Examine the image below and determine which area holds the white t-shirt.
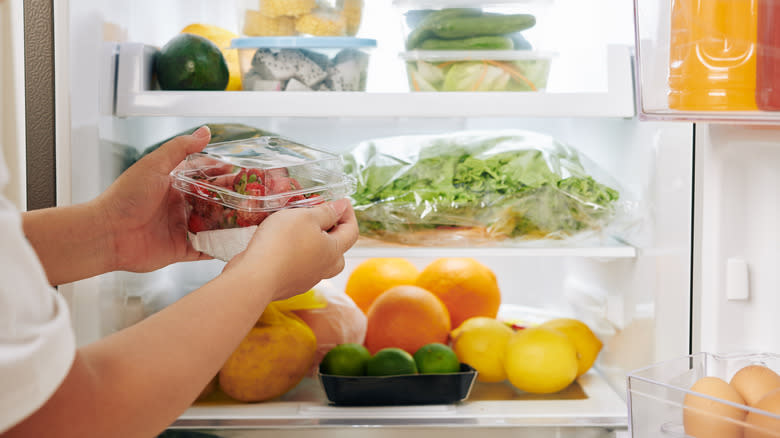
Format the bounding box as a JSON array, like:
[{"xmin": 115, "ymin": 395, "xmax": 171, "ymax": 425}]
[{"xmin": 0, "ymin": 157, "xmax": 76, "ymax": 432}]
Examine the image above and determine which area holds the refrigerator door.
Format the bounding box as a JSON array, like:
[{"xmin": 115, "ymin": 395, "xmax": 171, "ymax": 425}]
[
  {"xmin": 693, "ymin": 123, "xmax": 780, "ymax": 355},
  {"xmin": 25, "ymin": 0, "xmax": 694, "ymax": 436}
]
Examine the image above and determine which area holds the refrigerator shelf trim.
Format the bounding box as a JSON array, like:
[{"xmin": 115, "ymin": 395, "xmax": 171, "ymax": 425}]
[
  {"xmin": 172, "ymin": 370, "xmax": 627, "ymax": 429},
  {"xmin": 113, "ymin": 43, "xmax": 635, "ymax": 119},
  {"xmin": 346, "ymin": 244, "xmax": 638, "ymax": 259}
]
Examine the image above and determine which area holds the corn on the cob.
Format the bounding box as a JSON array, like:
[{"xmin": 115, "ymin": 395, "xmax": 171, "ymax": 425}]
[
  {"xmin": 259, "ymin": 0, "xmax": 317, "ymax": 18},
  {"xmin": 338, "ymin": 0, "xmax": 363, "ymax": 36},
  {"xmin": 295, "ymin": 11, "xmax": 347, "ymax": 36},
  {"xmin": 244, "ymin": 10, "xmax": 297, "ymax": 36}
]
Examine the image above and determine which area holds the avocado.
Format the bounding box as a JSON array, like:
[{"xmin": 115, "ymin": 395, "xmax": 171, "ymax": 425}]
[{"xmin": 155, "ymin": 33, "xmax": 230, "ymax": 91}]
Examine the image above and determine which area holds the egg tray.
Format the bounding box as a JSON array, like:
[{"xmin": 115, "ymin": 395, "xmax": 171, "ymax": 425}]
[
  {"xmin": 318, "ymin": 363, "xmax": 478, "ymax": 406},
  {"xmin": 627, "ymin": 352, "xmax": 780, "ymax": 438}
]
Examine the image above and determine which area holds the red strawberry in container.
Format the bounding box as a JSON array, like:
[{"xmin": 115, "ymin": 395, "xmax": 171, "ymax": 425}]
[
  {"xmin": 236, "ymin": 182, "xmax": 269, "ymax": 226},
  {"xmin": 233, "ymin": 168, "xmax": 264, "ymax": 194},
  {"xmin": 171, "ymin": 136, "xmax": 355, "ymax": 262}
]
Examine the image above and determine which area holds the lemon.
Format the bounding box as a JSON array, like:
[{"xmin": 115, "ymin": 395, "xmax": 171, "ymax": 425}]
[
  {"xmin": 504, "ymin": 327, "xmax": 579, "ymax": 394},
  {"xmin": 451, "ymin": 316, "xmax": 513, "ymax": 382},
  {"xmin": 320, "ymin": 343, "xmax": 372, "ymax": 376},
  {"xmin": 413, "ymin": 343, "xmax": 460, "ymax": 374},
  {"xmin": 539, "ymin": 318, "xmax": 603, "ymax": 377},
  {"xmin": 366, "ymin": 348, "xmax": 418, "ymax": 376}
]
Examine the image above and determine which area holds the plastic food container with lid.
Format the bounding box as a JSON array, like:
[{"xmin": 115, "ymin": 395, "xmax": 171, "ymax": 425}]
[
  {"xmin": 627, "ymin": 352, "xmax": 780, "ymax": 438},
  {"xmin": 393, "ymin": 0, "xmax": 553, "ymax": 51},
  {"xmin": 401, "ymin": 49, "xmax": 552, "ymax": 92},
  {"xmin": 171, "ymin": 136, "xmax": 356, "ymax": 261},
  {"xmin": 230, "ymin": 36, "xmax": 376, "ymax": 91},
  {"xmin": 240, "ymin": 0, "xmax": 365, "ymax": 37}
]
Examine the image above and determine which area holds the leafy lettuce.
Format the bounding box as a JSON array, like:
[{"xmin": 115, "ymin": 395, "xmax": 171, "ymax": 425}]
[{"xmin": 344, "ymin": 132, "xmax": 620, "ymax": 243}]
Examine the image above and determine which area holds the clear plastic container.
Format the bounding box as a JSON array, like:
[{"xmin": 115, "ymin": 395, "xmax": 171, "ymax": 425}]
[
  {"xmin": 400, "ymin": 50, "xmax": 552, "ymax": 92},
  {"xmin": 171, "ymin": 136, "xmax": 356, "ymax": 260},
  {"xmin": 239, "ymin": 0, "xmax": 365, "ymax": 37},
  {"xmin": 230, "ymin": 36, "xmax": 376, "ymax": 91},
  {"xmin": 627, "ymin": 352, "xmax": 780, "ymax": 438},
  {"xmin": 668, "ymin": 0, "xmax": 758, "ymax": 111},
  {"xmin": 393, "ymin": 0, "xmax": 552, "ymax": 52},
  {"xmin": 757, "ymin": 0, "xmax": 780, "ymax": 110}
]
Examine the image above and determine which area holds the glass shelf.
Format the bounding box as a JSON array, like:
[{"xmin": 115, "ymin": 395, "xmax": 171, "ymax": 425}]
[{"xmin": 111, "ymin": 43, "xmax": 635, "ymax": 119}]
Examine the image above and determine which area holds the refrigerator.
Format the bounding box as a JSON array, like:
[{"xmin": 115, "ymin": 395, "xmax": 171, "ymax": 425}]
[{"xmin": 17, "ymin": 0, "xmax": 777, "ymax": 436}]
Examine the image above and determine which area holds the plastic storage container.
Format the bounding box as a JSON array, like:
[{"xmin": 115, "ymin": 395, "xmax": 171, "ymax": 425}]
[
  {"xmin": 393, "ymin": 0, "xmax": 552, "ymax": 51},
  {"xmin": 171, "ymin": 136, "xmax": 355, "ymax": 261},
  {"xmin": 240, "ymin": 0, "xmax": 364, "ymax": 37},
  {"xmin": 757, "ymin": 0, "xmax": 780, "ymax": 110},
  {"xmin": 627, "ymin": 352, "xmax": 780, "ymax": 438},
  {"xmin": 230, "ymin": 36, "xmax": 376, "ymax": 91},
  {"xmin": 401, "ymin": 50, "xmax": 552, "ymax": 91},
  {"xmin": 668, "ymin": 0, "xmax": 758, "ymax": 111}
]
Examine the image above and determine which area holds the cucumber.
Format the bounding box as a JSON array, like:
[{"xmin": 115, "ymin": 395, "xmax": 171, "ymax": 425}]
[
  {"xmin": 419, "ymin": 35, "xmax": 515, "ymax": 50},
  {"xmin": 405, "ymin": 8, "xmax": 483, "ymax": 50},
  {"xmin": 429, "ymin": 14, "xmax": 536, "ymax": 39}
]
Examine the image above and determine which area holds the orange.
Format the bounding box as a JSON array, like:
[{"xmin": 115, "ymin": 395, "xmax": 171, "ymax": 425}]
[
  {"xmin": 415, "ymin": 258, "xmax": 501, "ymax": 329},
  {"xmin": 345, "ymin": 258, "xmax": 420, "ymax": 314},
  {"xmin": 364, "ymin": 285, "xmax": 451, "ymax": 355}
]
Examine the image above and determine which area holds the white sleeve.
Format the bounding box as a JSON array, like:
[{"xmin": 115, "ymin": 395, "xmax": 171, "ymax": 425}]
[{"xmin": 0, "ymin": 196, "xmax": 76, "ymax": 433}]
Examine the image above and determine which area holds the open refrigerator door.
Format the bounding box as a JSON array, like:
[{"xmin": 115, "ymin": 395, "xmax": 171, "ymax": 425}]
[
  {"xmin": 21, "ymin": 0, "xmax": 703, "ymax": 436},
  {"xmin": 629, "ymin": 0, "xmax": 780, "ymax": 437}
]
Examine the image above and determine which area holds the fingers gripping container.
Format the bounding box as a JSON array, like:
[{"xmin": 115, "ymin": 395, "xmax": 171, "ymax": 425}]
[{"xmin": 171, "ymin": 137, "xmax": 356, "ymax": 261}]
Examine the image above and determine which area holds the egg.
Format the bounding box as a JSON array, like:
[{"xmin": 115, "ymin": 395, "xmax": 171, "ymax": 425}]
[
  {"xmin": 684, "ymin": 376, "xmax": 748, "ymax": 438},
  {"xmin": 731, "ymin": 365, "xmax": 780, "ymax": 407},
  {"xmin": 745, "ymin": 388, "xmax": 780, "ymax": 438}
]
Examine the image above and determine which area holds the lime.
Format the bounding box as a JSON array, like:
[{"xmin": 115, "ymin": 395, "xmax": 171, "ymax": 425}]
[
  {"xmin": 365, "ymin": 348, "xmax": 418, "ymax": 376},
  {"xmin": 413, "ymin": 343, "xmax": 460, "ymax": 374},
  {"xmin": 320, "ymin": 343, "xmax": 372, "ymax": 376}
]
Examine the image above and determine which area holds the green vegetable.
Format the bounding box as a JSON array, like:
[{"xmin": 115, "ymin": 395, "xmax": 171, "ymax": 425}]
[
  {"xmin": 406, "ymin": 8, "xmax": 483, "ymax": 49},
  {"xmin": 344, "ymin": 133, "xmax": 621, "ymax": 242},
  {"xmin": 443, "ymin": 62, "xmax": 510, "ymax": 91},
  {"xmin": 155, "ymin": 33, "xmax": 229, "ymax": 91},
  {"xmin": 419, "ymin": 35, "xmax": 515, "ymax": 51},
  {"xmin": 428, "ymin": 13, "xmax": 536, "ymax": 39}
]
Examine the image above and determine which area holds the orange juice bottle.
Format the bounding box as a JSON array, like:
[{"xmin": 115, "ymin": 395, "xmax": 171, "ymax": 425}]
[{"xmin": 669, "ymin": 0, "xmax": 758, "ymax": 111}]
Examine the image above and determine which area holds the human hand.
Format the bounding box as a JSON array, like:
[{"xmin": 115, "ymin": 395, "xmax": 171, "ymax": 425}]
[
  {"xmin": 96, "ymin": 126, "xmax": 213, "ymax": 273},
  {"xmin": 224, "ymin": 199, "xmax": 359, "ymax": 302}
]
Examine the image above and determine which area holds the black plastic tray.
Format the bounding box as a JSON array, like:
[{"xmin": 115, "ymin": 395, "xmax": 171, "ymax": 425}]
[{"xmin": 318, "ymin": 363, "xmax": 478, "ymax": 406}]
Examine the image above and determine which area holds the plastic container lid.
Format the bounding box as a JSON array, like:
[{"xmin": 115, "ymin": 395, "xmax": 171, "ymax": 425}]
[
  {"xmin": 171, "ymin": 137, "xmax": 355, "ymax": 212},
  {"xmin": 393, "ymin": 0, "xmax": 550, "ymax": 8},
  {"xmin": 231, "ymin": 37, "xmax": 377, "ymax": 50},
  {"xmin": 400, "ymin": 49, "xmax": 555, "ymax": 61}
]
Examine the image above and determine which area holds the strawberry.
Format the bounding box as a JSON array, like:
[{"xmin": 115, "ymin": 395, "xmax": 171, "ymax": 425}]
[
  {"xmin": 233, "ymin": 169, "xmax": 264, "ymax": 194},
  {"xmin": 187, "ymin": 213, "xmax": 212, "ymax": 233},
  {"xmin": 244, "ymin": 182, "xmax": 266, "ymax": 196}
]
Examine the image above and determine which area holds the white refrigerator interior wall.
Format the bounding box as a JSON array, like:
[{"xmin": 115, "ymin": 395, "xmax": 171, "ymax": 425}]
[
  {"xmin": 0, "ymin": 0, "xmax": 26, "ymax": 210},
  {"xmin": 695, "ymin": 124, "xmax": 780, "ymax": 355}
]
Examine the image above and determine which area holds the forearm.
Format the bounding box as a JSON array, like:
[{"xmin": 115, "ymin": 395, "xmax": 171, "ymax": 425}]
[
  {"xmin": 3, "ymin": 267, "xmax": 274, "ymax": 438},
  {"xmin": 22, "ymin": 200, "xmax": 115, "ymax": 286}
]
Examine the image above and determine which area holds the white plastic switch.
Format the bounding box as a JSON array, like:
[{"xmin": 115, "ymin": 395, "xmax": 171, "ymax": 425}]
[{"xmin": 726, "ymin": 258, "xmax": 750, "ymax": 301}]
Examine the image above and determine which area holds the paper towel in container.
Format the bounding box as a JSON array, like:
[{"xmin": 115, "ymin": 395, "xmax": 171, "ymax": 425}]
[{"xmin": 171, "ymin": 136, "xmax": 356, "ymax": 261}]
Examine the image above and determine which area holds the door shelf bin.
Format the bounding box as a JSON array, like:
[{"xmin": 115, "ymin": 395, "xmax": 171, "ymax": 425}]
[{"xmin": 627, "ymin": 352, "xmax": 780, "ymax": 437}]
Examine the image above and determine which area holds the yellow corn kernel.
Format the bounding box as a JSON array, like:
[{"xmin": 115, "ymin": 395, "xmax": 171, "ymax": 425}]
[
  {"xmin": 259, "ymin": 0, "xmax": 317, "ymax": 18},
  {"xmin": 295, "ymin": 12, "xmax": 347, "ymax": 36},
  {"xmin": 339, "ymin": 0, "xmax": 363, "ymax": 36},
  {"xmin": 244, "ymin": 10, "xmax": 297, "ymax": 36}
]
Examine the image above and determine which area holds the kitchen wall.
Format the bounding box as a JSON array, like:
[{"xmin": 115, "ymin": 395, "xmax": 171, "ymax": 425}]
[{"xmin": 0, "ymin": 0, "xmax": 26, "ymax": 210}]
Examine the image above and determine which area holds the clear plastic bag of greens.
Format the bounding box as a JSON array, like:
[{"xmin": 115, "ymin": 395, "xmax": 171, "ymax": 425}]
[{"xmin": 343, "ymin": 130, "xmax": 635, "ymax": 246}]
